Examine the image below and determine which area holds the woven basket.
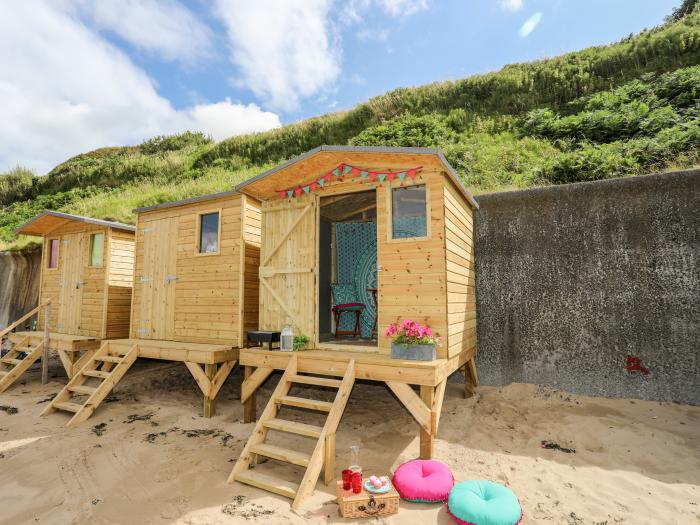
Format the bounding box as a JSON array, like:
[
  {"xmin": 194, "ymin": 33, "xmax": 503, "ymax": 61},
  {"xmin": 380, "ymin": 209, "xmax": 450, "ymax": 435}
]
[{"xmin": 336, "ymin": 480, "xmax": 400, "ymax": 518}]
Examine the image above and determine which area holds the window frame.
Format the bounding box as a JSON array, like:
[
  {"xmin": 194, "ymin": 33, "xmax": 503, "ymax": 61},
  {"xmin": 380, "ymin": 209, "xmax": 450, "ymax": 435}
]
[
  {"xmin": 46, "ymin": 237, "xmax": 60, "ymax": 270},
  {"xmin": 387, "ymin": 182, "xmax": 431, "ymax": 243},
  {"xmin": 195, "ymin": 209, "xmax": 222, "ymax": 256},
  {"xmin": 88, "ymin": 231, "xmax": 105, "ymax": 268}
]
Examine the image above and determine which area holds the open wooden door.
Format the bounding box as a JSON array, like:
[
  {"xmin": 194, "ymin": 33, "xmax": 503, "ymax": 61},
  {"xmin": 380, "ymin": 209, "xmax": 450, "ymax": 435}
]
[
  {"xmin": 135, "ymin": 216, "xmax": 178, "ymax": 340},
  {"xmin": 259, "ymin": 197, "xmax": 318, "ymax": 340},
  {"xmin": 57, "ymin": 232, "xmax": 85, "ymax": 334}
]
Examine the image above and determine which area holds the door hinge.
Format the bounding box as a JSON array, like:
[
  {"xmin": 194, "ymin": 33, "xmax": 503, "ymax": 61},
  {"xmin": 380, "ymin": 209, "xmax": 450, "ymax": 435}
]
[
  {"xmin": 140, "ymin": 276, "xmax": 153, "ymax": 283},
  {"xmin": 141, "ymin": 227, "xmax": 155, "ymax": 233},
  {"xmin": 136, "ymin": 327, "xmax": 151, "ymax": 334}
]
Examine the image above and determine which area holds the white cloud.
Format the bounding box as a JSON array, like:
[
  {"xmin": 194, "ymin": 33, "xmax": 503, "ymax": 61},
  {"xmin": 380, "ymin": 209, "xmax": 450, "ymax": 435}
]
[
  {"xmin": 187, "ymin": 99, "xmax": 281, "ymax": 140},
  {"xmin": 0, "ymin": 2, "xmax": 280, "ymax": 174},
  {"xmin": 519, "ymin": 12, "xmax": 542, "ymax": 37},
  {"xmin": 376, "ymin": 0, "xmax": 428, "ymax": 17},
  {"xmin": 79, "ymin": 0, "xmax": 213, "ymax": 63},
  {"xmin": 500, "ymin": 0, "xmax": 523, "ymax": 12},
  {"xmin": 343, "ymin": 0, "xmax": 428, "ymax": 22},
  {"xmin": 214, "ymin": 0, "xmax": 341, "ymax": 112}
]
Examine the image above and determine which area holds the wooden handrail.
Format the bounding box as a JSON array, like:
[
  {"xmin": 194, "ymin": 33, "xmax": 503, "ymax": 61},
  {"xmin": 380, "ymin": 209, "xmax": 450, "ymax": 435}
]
[{"xmin": 0, "ymin": 298, "xmax": 52, "ymax": 340}]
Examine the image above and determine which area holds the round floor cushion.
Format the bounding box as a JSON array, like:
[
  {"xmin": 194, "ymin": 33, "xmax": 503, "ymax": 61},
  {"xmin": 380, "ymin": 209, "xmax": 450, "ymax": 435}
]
[
  {"xmin": 447, "ymin": 480, "xmax": 522, "ymax": 525},
  {"xmin": 392, "ymin": 459, "xmax": 454, "ymax": 502}
]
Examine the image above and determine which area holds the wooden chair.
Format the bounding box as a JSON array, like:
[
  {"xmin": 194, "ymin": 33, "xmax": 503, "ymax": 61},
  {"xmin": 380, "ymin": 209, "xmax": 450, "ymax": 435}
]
[{"xmin": 331, "ymin": 283, "xmax": 365, "ymax": 338}]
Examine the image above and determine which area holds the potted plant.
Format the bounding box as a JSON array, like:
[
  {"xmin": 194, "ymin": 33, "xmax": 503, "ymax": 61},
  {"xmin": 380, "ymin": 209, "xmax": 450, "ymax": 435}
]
[
  {"xmin": 293, "ymin": 335, "xmax": 310, "ymax": 351},
  {"xmin": 386, "ymin": 320, "xmax": 440, "ymax": 361}
]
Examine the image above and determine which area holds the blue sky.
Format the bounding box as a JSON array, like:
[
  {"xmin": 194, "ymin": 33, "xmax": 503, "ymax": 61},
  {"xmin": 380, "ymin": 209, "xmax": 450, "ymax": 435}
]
[{"xmin": 0, "ymin": 0, "xmax": 681, "ymax": 173}]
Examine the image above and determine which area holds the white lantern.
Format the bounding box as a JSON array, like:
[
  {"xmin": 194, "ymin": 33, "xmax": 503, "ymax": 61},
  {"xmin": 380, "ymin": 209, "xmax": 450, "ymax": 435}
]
[{"xmin": 280, "ymin": 325, "xmax": 293, "ymax": 352}]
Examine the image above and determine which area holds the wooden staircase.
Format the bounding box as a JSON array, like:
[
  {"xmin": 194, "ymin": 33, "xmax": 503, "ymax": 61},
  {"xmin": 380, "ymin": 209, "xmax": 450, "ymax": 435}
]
[
  {"xmin": 41, "ymin": 342, "xmax": 138, "ymax": 427},
  {"xmin": 229, "ymin": 355, "xmax": 355, "ymax": 509},
  {"xmin": 0, "ymin": 336, "xmax": 46, "ymax": 393}
]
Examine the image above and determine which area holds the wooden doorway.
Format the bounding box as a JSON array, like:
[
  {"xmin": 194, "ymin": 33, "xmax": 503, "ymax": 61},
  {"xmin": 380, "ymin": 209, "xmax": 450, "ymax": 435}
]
[
  {"xmin": 136, "ymin": 216, "xmax": 178, "ymax": 340},
  {"xmin": 57, "ymin": 232, "xmax": 85, "ymax": 334},
  {"xmin": 259, "ymin": 197, "xmax": 318, "ymax": 340}
]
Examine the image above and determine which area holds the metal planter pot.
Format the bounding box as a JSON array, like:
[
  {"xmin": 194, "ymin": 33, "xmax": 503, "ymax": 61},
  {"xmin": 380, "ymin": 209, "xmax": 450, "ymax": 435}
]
[{"xmin": 390, "ymin": 342, "xmax": 436, "ymax": 361}]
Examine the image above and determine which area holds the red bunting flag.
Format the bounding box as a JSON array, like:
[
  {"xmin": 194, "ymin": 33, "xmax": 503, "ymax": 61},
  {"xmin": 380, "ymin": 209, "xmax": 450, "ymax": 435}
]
[
  {"xmin": 294, "ymin": 187, "xmax": 302, "ymax": 197},
  {"xmin": 387, "ymin": 172, "xmax": 396, "ymax": 181}
]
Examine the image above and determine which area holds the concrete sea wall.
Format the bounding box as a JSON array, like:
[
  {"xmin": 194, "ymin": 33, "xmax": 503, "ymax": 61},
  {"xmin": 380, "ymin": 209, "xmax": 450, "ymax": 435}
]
[{"xmin": 474, "ymin": 169, "xmax": 699, "ymax": 404}]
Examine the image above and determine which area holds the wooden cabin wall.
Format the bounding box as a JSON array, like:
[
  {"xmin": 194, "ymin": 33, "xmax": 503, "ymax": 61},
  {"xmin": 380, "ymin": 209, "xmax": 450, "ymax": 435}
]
[
  {"xmin": 105, "ymin": 229, "xmax": 135, "ymax": 339},
  {"xmin": 132, "ymin": 195, "xmax": 246, "ymax": 345},
  {"xmin": 37, "ymin": 223, "xmax": 108, "ymax": 338},
  {"xmin": 241, "ymin": 196, "xmax": 261, "ymax": 346},
  {"xmin": 375, "ymin": 172, "xmax": 448, "ymax": 356},
  {"xmin": 443, "ymin": 177, "xmax": 477, "ymax": 359}
]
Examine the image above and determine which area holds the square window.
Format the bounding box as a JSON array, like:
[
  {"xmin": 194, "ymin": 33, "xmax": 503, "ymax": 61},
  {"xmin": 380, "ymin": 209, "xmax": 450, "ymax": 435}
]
[
  {"xmin": 89, "ymin": 232, "xmax": 104, "ymax": 267},
  {"xmin": 391, "ymin": 185, "xmax": 427, "ymax": 239},
  {"xmin": 198, "ymin": 212, "xmax": 220, "ymax": 254},
  {"xmin": 48, "ymin": 239, "xmax": 59, "ymax": 269}
]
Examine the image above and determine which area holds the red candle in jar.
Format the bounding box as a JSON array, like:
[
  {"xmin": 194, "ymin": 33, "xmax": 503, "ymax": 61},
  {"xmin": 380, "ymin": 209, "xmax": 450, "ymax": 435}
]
[
  {"xmin": 351, "ymin": 472, "xmax": 362, "ymax": 494},
  {"xmin": 342, "ymin": 469, "xmax": 353, "ymax": 490}
]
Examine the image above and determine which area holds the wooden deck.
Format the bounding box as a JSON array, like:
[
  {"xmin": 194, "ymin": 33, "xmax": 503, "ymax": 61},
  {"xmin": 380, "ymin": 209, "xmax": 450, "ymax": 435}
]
[
  {"xmin": 240, "ymin": 346, "xmax": 473, "ymax": 387},
  {"xmin": 10, "ymin": 331, "xmax": 101, "ymax": 353},
  {"xmin": 109, "ymin": 338, "xmax": 238, "ymax": 364}
]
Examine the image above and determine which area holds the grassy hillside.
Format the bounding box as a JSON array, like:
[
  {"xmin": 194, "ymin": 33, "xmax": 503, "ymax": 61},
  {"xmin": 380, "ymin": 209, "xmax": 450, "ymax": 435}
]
[{"xmin": 2, "ymin": 4, "xmax": 700, "ymax": 249}]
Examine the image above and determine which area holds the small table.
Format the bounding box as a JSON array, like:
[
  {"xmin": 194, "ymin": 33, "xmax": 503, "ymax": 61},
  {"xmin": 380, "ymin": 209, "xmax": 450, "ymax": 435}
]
[
  {"xmin": 246, "ymin": 330, "xmax": 281, "ymax": 350},
  {"xmin": 367, "ymin": 288, "xmax": 378, "ymax": 339}
]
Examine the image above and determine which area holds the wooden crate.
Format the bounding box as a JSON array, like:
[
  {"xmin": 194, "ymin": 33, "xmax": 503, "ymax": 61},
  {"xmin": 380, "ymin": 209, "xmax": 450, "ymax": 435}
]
[{"xmin": 336, "ymin": 480, "xmax": 399, "ymax": 518}]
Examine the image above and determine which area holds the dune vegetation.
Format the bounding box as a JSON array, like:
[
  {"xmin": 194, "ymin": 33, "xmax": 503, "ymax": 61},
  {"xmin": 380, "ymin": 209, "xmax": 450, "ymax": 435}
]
[{"xmin": 1, "ymin": 2, "xmax": 699, "ymax": 249}]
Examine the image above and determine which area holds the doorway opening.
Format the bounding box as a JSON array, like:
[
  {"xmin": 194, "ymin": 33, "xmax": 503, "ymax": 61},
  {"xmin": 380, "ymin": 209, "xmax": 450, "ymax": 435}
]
[{"xmin": 318, "ymin": 190, "xmax": 378, "ymax": 350}]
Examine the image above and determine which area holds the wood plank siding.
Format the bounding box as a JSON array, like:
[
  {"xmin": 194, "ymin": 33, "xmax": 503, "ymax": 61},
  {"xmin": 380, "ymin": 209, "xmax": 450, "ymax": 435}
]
[
  {"xmin": 131, "ymin": 194, "xmax": 261, "ymax": 346},
  {"xmin": 37, "ymin": 222, "xmax": 135, "ymax": 339},
  {"xmin": 443, "ymin": 177, "xmax": 477, "ymax": 359}
]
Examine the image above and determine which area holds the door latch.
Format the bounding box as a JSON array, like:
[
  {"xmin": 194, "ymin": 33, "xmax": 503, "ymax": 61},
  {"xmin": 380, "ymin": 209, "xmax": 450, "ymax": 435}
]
[{"xmin": 165, "ymin": 275, "xmax": 178, "ymax": 283}]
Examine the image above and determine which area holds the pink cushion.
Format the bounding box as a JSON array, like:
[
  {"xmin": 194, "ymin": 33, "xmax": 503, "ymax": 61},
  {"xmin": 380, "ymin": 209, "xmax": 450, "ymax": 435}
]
[{"xmin": 392, "ymin": 459, "xmax": 454, "ymax": 502}]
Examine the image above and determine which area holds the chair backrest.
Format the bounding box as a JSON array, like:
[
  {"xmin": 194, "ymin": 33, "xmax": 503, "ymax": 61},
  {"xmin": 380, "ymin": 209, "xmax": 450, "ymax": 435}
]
[{"xmin": 331, "ymin": 283, "xmax": 358, "ymax": 306}]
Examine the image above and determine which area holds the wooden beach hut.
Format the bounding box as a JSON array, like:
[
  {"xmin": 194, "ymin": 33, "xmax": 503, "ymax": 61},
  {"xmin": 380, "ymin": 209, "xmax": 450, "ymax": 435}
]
[
  {"xmin": 229, "ymin": 146, "xmax": 479, "ymax": 508},
  {"xmin": 1, "ymin": 211, "xmax": 135, "ymax": 392},
  {"xmin": 42, "ymin": 191, "xmax": 261, "ymax": 426}
]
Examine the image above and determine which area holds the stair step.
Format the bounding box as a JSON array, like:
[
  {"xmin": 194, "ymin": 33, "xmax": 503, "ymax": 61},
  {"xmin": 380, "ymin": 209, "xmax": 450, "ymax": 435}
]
[
  {"xmin": 96, "ymin": 356, "xmax": 123, "ymax": 364},
  {"xmin": 68, "ymin": 385, "xmax": 97, "ymax": 395},
  {"xmin": 290, "ymin": 374, "xmax": 342, "ymax": 388},
  {"xmin": 263, "ymin": 418, "xmax": 323, "ymax": 438},
  {"xmin": 250, "ymin": 443, "xmax": 311, "ymax": 467},
  {"xmin": 53, "ymin": 401, "xmax": 83, "ymax": 413},
  {"xmin": 276, "ymin": 395, "xmax": 333, "ymax": 412},
  {"xmin": 1, "ymin": 358, "xmax": 23, "ymax": 366},
  {"xmin": 12, "ymin": 347, "xmax": 33, "ymax": 352},
  {"xmin": 235, "ymin": 471, "xmax": 299, "ymax": 499},
  {"xmin": 83, "ymin": 370, "xmax": 110, "ymax": 379}
]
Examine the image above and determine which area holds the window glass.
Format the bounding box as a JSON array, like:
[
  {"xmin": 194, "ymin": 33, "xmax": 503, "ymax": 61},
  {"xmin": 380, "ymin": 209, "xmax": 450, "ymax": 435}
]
[
  {"xmin": 199, "ymin": 212, "xmax": 219, "ymax": 253},
  {"xmin": 90, "ymin": 232, "xmax": 104, "ymax": 266},
  {"xmin": 48, "ymin": 239, "xmax": 59, "ymax": 268},
  {"xmin": 391, "ymin": 185, "xmax": 427, "ymax": 239}
]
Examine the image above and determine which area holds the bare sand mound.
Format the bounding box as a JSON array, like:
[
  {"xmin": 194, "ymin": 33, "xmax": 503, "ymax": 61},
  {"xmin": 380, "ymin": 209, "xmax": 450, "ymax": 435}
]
[{"xmin": 0, "ymin": 356, "xmax": 698, "ymax": 524}]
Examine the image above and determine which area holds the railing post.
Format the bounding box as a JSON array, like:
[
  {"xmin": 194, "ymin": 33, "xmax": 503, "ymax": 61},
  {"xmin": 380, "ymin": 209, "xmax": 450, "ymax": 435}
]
[{"xmin": 42, "ymin": 301, "xmax": 50, "ymax": 384}]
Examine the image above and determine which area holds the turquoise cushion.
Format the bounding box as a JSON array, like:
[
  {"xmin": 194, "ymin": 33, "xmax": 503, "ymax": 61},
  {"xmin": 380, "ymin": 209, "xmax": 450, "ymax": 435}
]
[
  {"xmin": 447, "ymin": 481, "xmax": 522, "ymax": 525},
  {"xmin": 331, "ymin": 283, "xmax": 358, "ymax": 305}
]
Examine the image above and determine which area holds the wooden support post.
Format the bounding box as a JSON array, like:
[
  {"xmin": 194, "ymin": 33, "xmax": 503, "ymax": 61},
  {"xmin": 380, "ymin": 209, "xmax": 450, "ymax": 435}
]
[
  {"xmin": 243, "ymin": 366, "xmax": 257, "ymax": 423},
  {"xmin": 463, "ymin": 358, "xmax": 478, "ymax": 398},
  {"xmin": 203, "ymin": 363, "xmax": 217, "ymax": 417},
  {"xmin": 41, "ymin": 302, "xmax": 50, "ymax": 384},
  {"xmin": 419, "ymin": 385, "xmax": 435, "ymax": 459},
  {"xmin": 324, "ymin": 433, "xmax": 336, "ymax": 486}
]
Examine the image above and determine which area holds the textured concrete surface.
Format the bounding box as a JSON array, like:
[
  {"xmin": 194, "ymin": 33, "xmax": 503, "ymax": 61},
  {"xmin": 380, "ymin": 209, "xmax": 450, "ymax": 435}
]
[
  {"xmin": 0, "ymin": 248, "xmax": 41, "ymax": 329},
  {"xmin": 474, "ymin": 169, "xmax": 700, "ymax": 404}
]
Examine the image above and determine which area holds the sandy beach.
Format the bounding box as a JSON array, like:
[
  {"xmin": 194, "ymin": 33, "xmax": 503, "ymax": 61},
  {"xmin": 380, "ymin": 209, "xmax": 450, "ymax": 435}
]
[{"xmin": 0, "ymin": 356, "xmax": 698, "ymax": 525}]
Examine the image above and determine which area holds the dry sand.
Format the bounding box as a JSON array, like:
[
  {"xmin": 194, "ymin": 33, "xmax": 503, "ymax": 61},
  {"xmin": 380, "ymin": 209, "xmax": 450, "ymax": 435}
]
[{"xmin": 0, "ymin": 356, "xmax": 698, "ymax": 525}]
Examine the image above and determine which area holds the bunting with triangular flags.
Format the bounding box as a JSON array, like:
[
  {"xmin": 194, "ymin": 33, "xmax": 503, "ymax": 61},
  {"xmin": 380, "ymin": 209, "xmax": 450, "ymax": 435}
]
[{"xmin": 275, "ymin": 163, "xmax": 423, "ymax": 199}]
